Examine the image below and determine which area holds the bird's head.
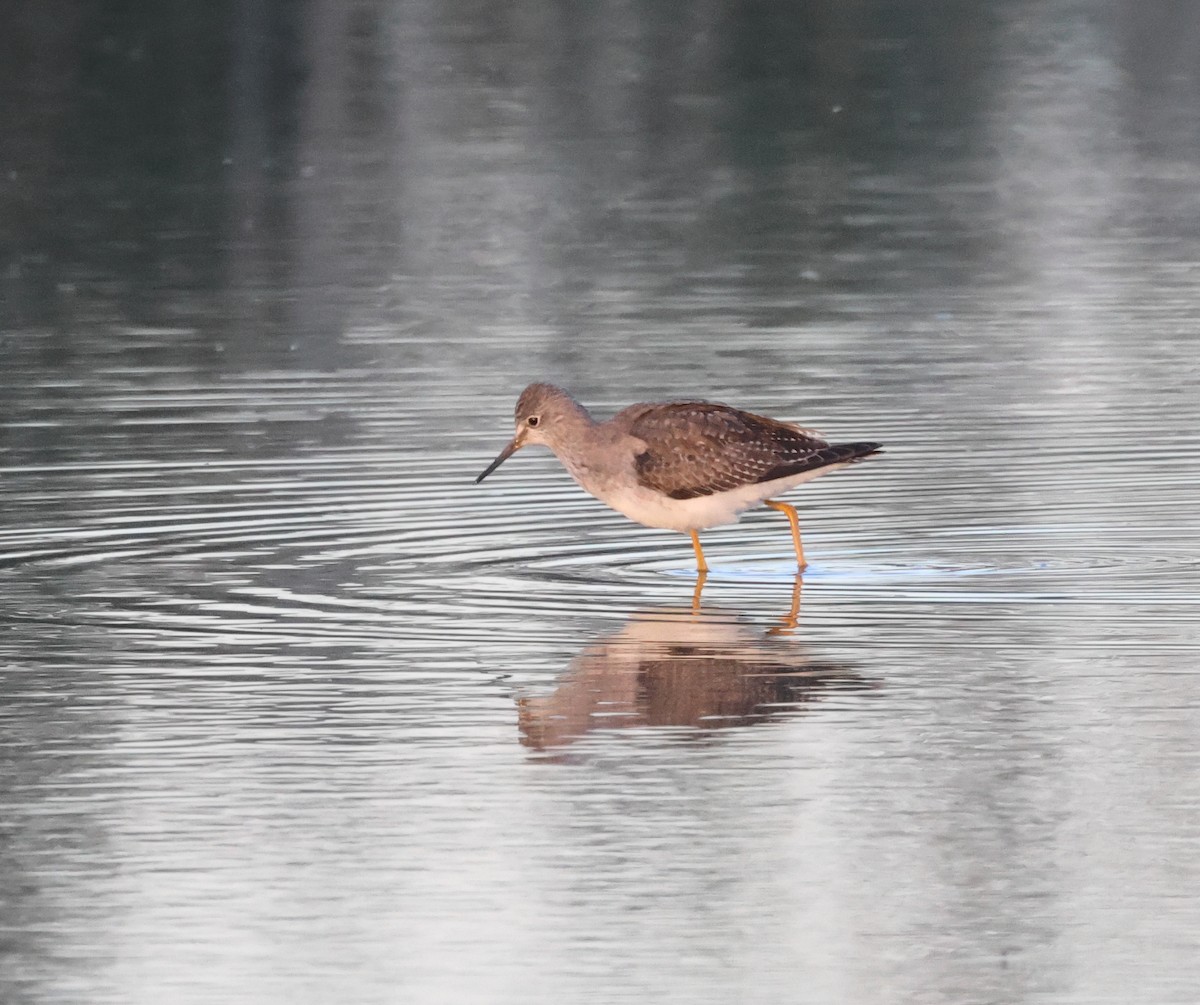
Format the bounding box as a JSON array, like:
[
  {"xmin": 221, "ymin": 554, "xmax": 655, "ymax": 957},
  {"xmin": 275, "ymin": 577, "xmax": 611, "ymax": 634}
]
[{"xmin": 475, "ymin": 383, "xmax": 589, "ymax": 482}]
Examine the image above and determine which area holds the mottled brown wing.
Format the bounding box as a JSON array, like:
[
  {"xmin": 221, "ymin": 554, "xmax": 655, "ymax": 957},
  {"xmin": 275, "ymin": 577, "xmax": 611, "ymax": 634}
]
[{"xmin": 625, "ymin": 402, "xmax": 839, "ymax": 500}]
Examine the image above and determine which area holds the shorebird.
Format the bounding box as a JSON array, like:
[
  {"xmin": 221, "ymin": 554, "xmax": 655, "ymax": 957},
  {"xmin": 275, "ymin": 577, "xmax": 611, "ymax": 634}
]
[{"xmin": 475, "ymin": 383, "xmax": 881, "ymax": 572}]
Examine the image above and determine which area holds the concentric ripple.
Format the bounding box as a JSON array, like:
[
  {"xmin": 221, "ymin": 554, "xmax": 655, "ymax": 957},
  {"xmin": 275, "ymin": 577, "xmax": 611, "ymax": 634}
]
[{"xmin": 3, "ymin": 406, "xmax": 1199, "ymax": 670}]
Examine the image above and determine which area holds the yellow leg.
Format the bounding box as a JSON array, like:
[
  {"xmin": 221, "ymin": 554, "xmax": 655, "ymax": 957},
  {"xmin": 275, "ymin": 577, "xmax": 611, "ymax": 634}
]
[
  {"xmin": 691, "ymin": 569, "xmax": 708, "ymax": 612},
  {"xmin": 689, "ymin": 530, "xmax": 709, "ymax": 574},
  {"xmin": 768, "ymin": 575, "xmax": 803, "ymax": 635},
  {"xmin": 765, "ymin": 499, "xmax": 806, "ymax": 571}
]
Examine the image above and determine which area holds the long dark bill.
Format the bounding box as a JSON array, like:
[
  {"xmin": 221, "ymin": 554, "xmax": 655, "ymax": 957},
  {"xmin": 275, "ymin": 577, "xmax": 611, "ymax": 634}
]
[{"xmin": 475, "ymin": 437, "xmax": 519, "ymax": 483}]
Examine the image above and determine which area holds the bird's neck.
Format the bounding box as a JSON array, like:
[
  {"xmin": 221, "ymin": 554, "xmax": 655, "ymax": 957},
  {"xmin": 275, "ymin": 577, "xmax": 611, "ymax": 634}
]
[{"xmin": 548, "ymin": 409, "xmax": 607, "ymax": 487}]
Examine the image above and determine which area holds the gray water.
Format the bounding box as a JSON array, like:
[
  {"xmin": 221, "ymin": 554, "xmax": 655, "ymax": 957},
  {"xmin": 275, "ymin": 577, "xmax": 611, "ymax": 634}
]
[{"xmin": 3, "ymin": 3, "xmax": 1200, "ymax": 1003}]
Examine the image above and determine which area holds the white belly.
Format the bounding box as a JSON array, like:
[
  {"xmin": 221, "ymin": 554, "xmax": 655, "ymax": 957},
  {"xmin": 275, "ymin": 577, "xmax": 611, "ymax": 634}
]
[{"xmin": 589, "ymin": 464, "xmax": 852, "ymax": 532}]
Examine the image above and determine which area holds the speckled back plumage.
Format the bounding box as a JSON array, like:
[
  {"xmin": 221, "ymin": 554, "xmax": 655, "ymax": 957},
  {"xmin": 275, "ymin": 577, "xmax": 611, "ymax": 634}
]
[{"xmin": 618, "ymin": 401, "xmax": 880, "ymax": 500}]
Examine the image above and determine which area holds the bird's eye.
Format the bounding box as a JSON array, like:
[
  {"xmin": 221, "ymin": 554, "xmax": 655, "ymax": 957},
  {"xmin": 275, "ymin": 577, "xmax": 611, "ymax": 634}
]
[{"xmin": 527, "ymin": 416, "xmax": 540, "ymax": 427}]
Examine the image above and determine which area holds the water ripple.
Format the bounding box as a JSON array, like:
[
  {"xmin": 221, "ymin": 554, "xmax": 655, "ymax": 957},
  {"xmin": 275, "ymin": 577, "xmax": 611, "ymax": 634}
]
[{"xmin": 2, "ymin": 419, "xmax": 1198, "ymax": 663}]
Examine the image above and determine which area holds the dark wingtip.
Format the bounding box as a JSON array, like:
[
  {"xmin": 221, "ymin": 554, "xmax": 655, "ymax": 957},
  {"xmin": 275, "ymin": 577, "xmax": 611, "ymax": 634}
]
[
  {"xmin": 748, "ymin": 441, "xmax": 884, "ymax": 488},
  {"xmin": 845, "ymin": 442, "xmax": 884, "ymax": 464}
]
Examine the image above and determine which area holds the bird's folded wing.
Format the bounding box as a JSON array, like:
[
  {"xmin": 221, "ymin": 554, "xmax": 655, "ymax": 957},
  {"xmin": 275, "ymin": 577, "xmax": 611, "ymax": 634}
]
[{"xmin": 624, "ymin": 402, "xmax": 831, "ymax": 500}]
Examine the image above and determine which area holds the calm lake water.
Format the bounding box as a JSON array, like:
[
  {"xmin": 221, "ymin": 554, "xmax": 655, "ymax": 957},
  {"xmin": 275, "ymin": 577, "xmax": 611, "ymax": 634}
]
[{"xmin": 3, "ymin": 2, "xmax": 1200, "ymax": 1003}]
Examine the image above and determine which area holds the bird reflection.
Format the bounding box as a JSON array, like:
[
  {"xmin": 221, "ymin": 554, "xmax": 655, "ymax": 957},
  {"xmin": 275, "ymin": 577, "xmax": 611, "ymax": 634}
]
[{"xmin": 519, "ymin": 578, "xmax": 873, "ymax": 752}]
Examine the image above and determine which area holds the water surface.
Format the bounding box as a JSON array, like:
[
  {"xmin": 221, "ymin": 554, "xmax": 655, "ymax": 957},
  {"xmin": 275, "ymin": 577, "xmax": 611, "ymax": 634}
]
[{"xmin": 3, "ymin": 2, "xmax": 1200, "ymax": 1003}]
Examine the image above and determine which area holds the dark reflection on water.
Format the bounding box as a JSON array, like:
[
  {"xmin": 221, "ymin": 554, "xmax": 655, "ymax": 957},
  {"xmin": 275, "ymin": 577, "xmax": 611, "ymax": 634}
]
[
  {"xmin": 519, "ymin": 595, "xmax": 875, "ymax": 754},
  {"xmin": 3, "ymin": 0, "xmax": 1200, "ymax": 1003}
]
